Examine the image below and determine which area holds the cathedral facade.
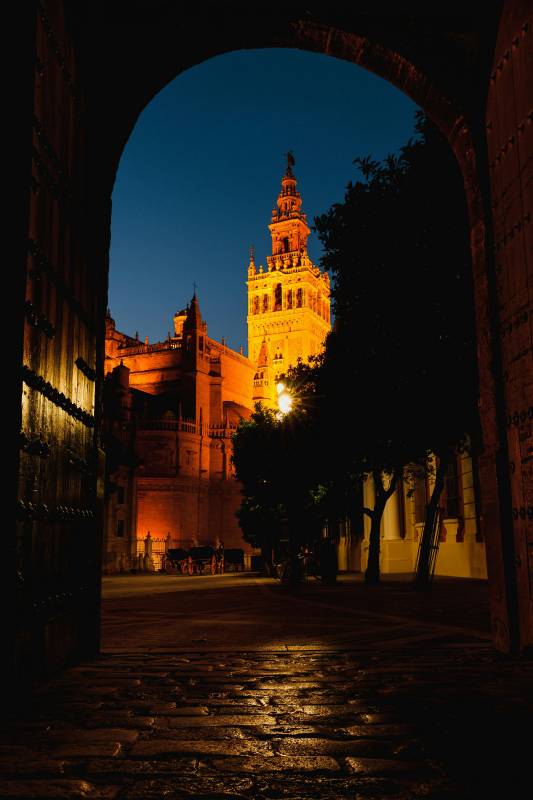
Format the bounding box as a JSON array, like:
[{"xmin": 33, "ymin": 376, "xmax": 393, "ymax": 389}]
[
  {"xmin": 103, "ymin": 296, "xmax": 255, "ymax": 572},
  {"xmin": 102, "ymin": 156, "xmax": 333, "ymax": 572}
]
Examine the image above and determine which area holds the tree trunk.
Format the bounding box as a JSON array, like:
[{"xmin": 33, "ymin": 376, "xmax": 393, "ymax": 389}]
[
  {"xmin": 415, "ymin": 451, "xmax": 450, "ymax": 586},
  {"xmin": 261, "ymin": 543, "xmax": 274, "ymax": 576},
  {"xmin": 364, "ymin": 469, "xmax": 399, "ymax": 585},
  {"xmin": 365, "ymin": 497, "xmax": 386, "ymax": 584}
]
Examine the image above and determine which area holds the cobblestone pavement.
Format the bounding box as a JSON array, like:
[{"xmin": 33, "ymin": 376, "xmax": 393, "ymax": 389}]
[{"xmin": 2, "ymin": 576, "xmax": 532, "ymax": 799}]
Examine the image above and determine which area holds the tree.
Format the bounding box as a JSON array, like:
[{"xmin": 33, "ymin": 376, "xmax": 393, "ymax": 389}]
[
  {"xmin": 232, "ymin": 358, "xmax": 344, "ymax": 582},
  {"xmin": 283, "ymin": 355, "xmax": 363, "ymax": 544},
  {"xmin": 314, "ymin": 112, "xmax": 478, "ymax": 584},
  {"xmin": 231, "ymin": 405, "xmax": 283, "ymax": 574}
]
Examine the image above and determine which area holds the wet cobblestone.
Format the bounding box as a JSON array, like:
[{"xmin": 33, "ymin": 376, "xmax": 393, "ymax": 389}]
[
  {"xmin": 2, "ymin": 644, "xmax": 532, "ymax": 799},
  {"xmin": 2, "ymin": 576, "xmax": 532, "ymax": 798}
]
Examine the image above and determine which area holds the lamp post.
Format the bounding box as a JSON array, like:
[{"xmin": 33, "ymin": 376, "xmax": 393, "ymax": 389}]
[{"xmin": 276, "ymin": 381, "xmax": 293, "ymax": 417}]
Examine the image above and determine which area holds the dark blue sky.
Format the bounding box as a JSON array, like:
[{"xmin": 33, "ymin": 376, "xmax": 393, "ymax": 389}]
[{"xmin": 109, "ymin": 48, "xmax": 419, "ymax": 352}]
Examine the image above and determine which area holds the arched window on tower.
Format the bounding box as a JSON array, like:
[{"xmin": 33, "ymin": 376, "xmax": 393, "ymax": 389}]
[
  {"xmin": 274, "ymin": 283, "xmax": 282, "ymax": 311},
  {"xmin": 263, "ymin": 294, "xmax": 269, "ymax": 313},
  {"xmin": 287, "ymin": 289, "xmax": 293, "ymax": 309},
  {"xmin": 282, "ymin": 237, "xmax": 290, "ymax": 253},
  {"xmin": 296, "ymin": 288, "xmax": 303, "ymax": 308},
  {"xmin": 253, "ymin": 296, "xmax": 259, "ymax": 315}
]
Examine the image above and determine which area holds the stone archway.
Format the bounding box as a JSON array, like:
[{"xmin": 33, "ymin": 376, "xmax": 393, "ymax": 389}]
[{"xmin": 12, "ymin": 1, "xmax": 531, "ymax": 680}]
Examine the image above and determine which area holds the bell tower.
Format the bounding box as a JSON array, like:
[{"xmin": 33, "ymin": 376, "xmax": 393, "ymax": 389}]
[
  {"xmin": 269, "ymin": 154, "xmax": 310, "ymax": 259},
  {"xmin": 247, "ymin": 154, "xmax": 331, "ymax": 408}
]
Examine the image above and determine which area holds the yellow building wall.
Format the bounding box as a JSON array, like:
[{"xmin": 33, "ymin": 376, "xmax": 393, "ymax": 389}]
[
  {"xmin": 247, "ymin": 163, "xmax": 331, "ymax": 408},
  {"xmin": 356, "ymin": 454, "xmax": 487, "ymax": 579}
]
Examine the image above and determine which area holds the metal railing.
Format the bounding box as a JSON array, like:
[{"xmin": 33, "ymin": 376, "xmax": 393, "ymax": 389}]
[{"xmin": 137, "ymin": 418, "xmax": 239, "ymax": 437}]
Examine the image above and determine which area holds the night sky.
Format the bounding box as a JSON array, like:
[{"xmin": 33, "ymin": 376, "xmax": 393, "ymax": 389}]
[{"xmin": 109, "ymin": 48, "xmax": 419, "ymax": 353}]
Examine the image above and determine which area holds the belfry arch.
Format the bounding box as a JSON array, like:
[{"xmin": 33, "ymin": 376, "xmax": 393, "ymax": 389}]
[{"xmin": 13, "ymin": 1, "xmax": 531, "ymax": 680}]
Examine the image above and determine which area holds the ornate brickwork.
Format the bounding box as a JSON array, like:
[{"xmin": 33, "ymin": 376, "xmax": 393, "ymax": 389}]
[{"xmin": 247, "ymin": 156, "xmax": 331, "ymax": 407}]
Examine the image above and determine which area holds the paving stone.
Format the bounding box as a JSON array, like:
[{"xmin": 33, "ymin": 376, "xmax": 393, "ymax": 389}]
[
  {"xmin": 119, "ymin": 776, "xmax": 254, "ymax": 799},
  {"xmin": 253, "ymin": 724, "xmax": 328, "ymax": 736},
  {"xmin": 276, "ymin": 737, "xmax": 394, "ymax": 757},
  {"xmin": 360, "ymin": 713, "xmax": 404, "ymax": 724},
  {"xmin": 0, "ymin": 757, "xmax": 66, "ymax": 776},
  {"xmin": 157, "ymin": 714, "xmax": 277, "ymax": 727},
  {"xmin": 5, "ymin": 578, "xmax": 533, "ymax": 800},
  {"xmin": 72, "ymin": 687, "xmax": 120, "ymax": 696},
  {"xmin": 130, "ymin": 738, "xmax": 272, "ymax": 757},
  {"xmin": 253, "ymin": 774, "xmax": 411, "ymax": 798},
  {"xmin": 143, "ymin": 702, "xmax": 176, "ymax": 713},
  {"xmin": 277, "ymin": 693, "xmax": 350, "ymax": 705},
  {"xmin": 253, "ymin": 682, "xmax": 324, "ymax": 691},
  {"xmin": 345, "ymin": 756, "xmax": 428, "ymax": 775},
  {"xmin": 57, "ymin": 678, "xmax": 142, "ymax": 688},
  {"xmin": 45, "ymin": 728, "xmax": 140, "ymax": 744},
  {"xmin": 206, "ymin": 706, "xmax": 274, "ymax": 716},
  {"xmin": 81, "ymin": 715, "xmax": 155, "ymax": 729},
  {"xmin": 157, "ymin": 706, "xmax": 210, "ymax": 716},
  {"xmin": 0, "ymin": 746, "xmax": 38, "ymax": 758},
  {"xmin": 151, "ymin": 722, "xmax": 249, "ymax": 739},
  {"xmin": 47, "ymin": 702, "xmax": 104, "ymax": 713},
  {"xmin": 183, "ymin": 697, "xmax": 262, "ymax": 707},
  {"xmin": 0, "ymin": 779, "xmax": 120, "ymax": 799},
  {"xmin": 342, "ymin": 724, "xmax": 416, "ymax": 738},
  {"xmin": 300, "ymin": 704, "xmax": 364, "ymax": 716},
  {"xmin": 51, "ymin": 742, "xmax": 122, "ymax": 758},
  {"xmin": 210, "ymin": 755, "xmax": 341, "ymax": 772},
  {"xmin": 84, "ymin": 758, "xmax": 197, "ymax": 775},
  {"xmin": 188, "ymin": 684, "xmax": 246, "ymax": 693}
]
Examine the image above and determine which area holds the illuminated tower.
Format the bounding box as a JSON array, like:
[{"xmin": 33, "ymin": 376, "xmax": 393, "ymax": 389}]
[{"xmin": 247, "ymin": 154, "xmax": 331, "ymax": 407}]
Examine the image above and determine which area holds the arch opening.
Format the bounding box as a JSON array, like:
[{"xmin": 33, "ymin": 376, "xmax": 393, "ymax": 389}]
[
  {"xmin": 15, "ymin": 3, "xmax": 530, "ymax": 685},
  {"xmin": 102, "ymin": 46, "xmax": 488, "ymax": 651}
]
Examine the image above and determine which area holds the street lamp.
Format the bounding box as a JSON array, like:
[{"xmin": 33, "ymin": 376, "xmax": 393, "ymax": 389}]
[{"xmin": 276, "ymin": 381, "xmax": 293, "ymax": 416}]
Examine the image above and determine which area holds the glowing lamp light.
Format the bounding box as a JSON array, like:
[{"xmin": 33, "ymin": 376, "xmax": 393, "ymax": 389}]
[
  {"xmin": 277, "ymin": 391, "xmax": 293, "ymax": 415},
  {"xmin": 276, "ymin": 382, "xmax": 285, "ymax": 395}
]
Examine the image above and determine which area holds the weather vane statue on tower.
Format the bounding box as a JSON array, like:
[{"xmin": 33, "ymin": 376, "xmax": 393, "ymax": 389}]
[{"xmin": 286, "ymin": 150, "xmax": 295, "ymax": 173}]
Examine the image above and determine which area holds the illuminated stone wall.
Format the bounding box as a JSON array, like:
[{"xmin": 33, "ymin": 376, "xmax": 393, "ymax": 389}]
[
  {"xmin": 247, "ymin": 163, "xmax": 331, "ymax": 408},
  {"xmin": 103, "ymin": 300, "xmax": 255, "ymax": 570}
]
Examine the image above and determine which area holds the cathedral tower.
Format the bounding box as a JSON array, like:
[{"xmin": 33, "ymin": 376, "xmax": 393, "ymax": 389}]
[{"xmin": 247, "ymin": 154, "xmax": 331, "ymax": 407}]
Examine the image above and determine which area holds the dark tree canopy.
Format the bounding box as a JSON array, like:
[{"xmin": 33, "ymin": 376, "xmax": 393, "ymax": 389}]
[
  {"xmin": 233, "ymin": 113, "xmax": 478, "ymax": 585},
  {"xmin": 314, "ymin": 112, "xmax": 479, "ymax": 582},
  {"xmin": 314, "ymin": 111, "xmax": 478, "ymax": 467}
]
